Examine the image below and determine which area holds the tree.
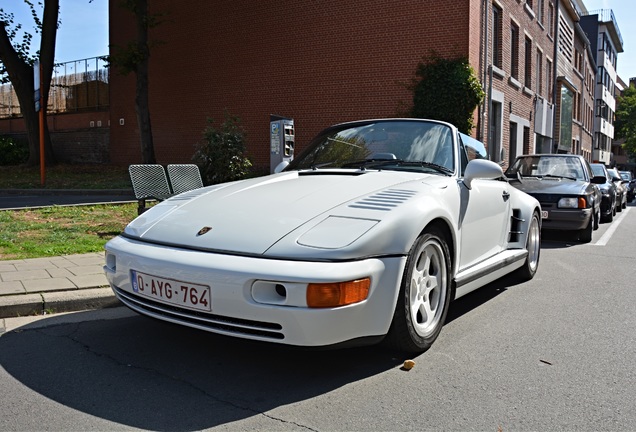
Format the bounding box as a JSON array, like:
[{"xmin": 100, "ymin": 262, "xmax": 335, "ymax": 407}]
[
  {"xmin": 0, "ymin": 0, "xmax": 58, "ymax": 165},
  {"xmin": 108, "ymin": 0, "xmax": 161, "ymax": 163},
  {"xmin": 409, "ymin": 53, "xmax": 485, "ymax": 135},
  {"xmin": 615, "ymin": 84, "xmax": 636, "ymax": 162}
]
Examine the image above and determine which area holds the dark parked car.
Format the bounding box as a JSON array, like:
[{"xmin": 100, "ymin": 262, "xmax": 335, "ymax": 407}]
[
  {"xmin": 590, "ymin": 163, "xmax": 617, "ymax": 222},
  {"xmin": 607, "ymin": 168, "xmax": 627, "ymax": 211},
  {"xmin": 505, "ymin": 154, "xmax": 604, "ymax": 242},
  {"xmin": 619, "ymin": 171, "xmax": 634, "ymax": 202}
]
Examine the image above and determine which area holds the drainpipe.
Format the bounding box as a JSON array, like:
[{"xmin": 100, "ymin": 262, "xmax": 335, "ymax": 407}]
[
  {"xmin": 551, "ymin": 0, "xmax": 560, "ymax": 153},
  {"xmin": 479, "ymin": 0, "xmax": 489, "ymax": 144}
]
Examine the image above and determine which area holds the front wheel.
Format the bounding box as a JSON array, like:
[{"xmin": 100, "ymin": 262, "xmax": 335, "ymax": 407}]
[
  {"xmin": 384, "ymin": 228, "xmax": 452, "ymax": 353},
  {"xmin": 578, "ymin": 213, "xmax": 593, "ymax": 243}
]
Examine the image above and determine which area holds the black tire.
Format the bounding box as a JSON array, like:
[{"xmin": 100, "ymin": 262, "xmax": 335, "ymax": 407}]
[
  {"xmin": 594, "ymin": 208, "xmax": 600, "ymax": 230},
  {"xmin": 384, "ymin": 227, "xmax": 452, "ymax": 353},
  {"xmin": 578, "ymin": 213, "xmax": 593, "ymax": 243},
  {"xmin": 514, "ymin": 211, "xmax": 541, "ymax": 281},
  {"xmin": 606, "ymin": 208, "xmax": 614, "ymax": 223}
]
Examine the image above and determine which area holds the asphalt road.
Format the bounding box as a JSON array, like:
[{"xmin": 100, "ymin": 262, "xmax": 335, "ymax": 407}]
[{"xmin": 1, "ymin": 205, "xmax": 635, "ymax": 431}]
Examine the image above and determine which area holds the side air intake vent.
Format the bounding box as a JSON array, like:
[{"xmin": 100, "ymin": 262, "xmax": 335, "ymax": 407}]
[{"xmin": 349, "ymin": 189, "xmax": 417, "ymax": 211}]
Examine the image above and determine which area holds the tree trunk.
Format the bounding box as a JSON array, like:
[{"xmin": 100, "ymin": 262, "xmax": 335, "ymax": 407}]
[
  {"xmin": 134, "ymin": 0, "xmax": 156, "ymax": 164},
  {"xmin": 0, "ymin": 0, "xmax": 58, "ymax": 166}
]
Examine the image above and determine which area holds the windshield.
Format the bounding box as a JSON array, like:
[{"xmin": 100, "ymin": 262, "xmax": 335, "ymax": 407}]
[
  {"xmin": 590, "ymin": 164, "xmax": 606, "ymax": 178},
  {"xmin": 506, "ymin": 155, "xmax": 585, "ymax": 180},
  {"xmin": 620, "ymin": 171, "xmax": 632, "ymax": 181},
  {"xmin": 285, "ymin": 120, "xmax": 455, "ymax": 174}
]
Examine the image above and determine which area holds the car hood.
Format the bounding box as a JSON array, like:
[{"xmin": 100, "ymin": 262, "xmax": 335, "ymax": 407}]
[
  {"xmin": 510, "ymin": 178, "xmax": 590, "ymax": 196},
  {"xmin": 124, "ymin": 170, "xmax": 438, "ymax": 255}
]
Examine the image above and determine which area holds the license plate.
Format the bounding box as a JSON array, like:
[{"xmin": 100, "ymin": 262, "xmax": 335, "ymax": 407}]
[
  {"xmin": 541, "ymin": 210, "xmax": 549, "ymax": 219},
  {"xmin": 131, "ymin": 270, "xmax": 211, "ymax": 312}
]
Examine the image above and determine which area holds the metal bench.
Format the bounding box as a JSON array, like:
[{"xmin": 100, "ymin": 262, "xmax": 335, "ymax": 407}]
[
  {"xmin": 167, "ymin": 164, "xmax": 204, "ymax": 195},
  {"xmin": 129, "ymin": 164, "xmax": 203, "ymax": 214}
]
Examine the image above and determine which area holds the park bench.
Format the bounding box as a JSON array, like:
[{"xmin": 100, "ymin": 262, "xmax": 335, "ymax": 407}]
[{"xmin": 129, "ymin": 164, "xmax": 203, "ymax": 215}]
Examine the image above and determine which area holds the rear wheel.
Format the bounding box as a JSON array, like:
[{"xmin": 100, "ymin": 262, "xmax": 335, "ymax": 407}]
[
  {"xmin": 384, "ymin": 227, "xmax": 451, "ymax": 353},
  {"xmin": 515, "ymin": 211, "xmax": 541, "ymax": 280}
]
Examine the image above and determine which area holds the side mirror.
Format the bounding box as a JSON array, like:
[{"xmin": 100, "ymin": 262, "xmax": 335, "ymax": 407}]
[
  {"xmin": 463, "ymin": 159, "xmax": 504, "ymax": 190},
  {"xmin": 274, "ymin": 161, "xmax": 290, "ymax": 173},
  {"xmin": 591, "ymin": 175, "xmax": 606, "ymax": 185}
]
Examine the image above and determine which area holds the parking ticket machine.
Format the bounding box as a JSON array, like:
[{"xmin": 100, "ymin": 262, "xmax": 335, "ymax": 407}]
[{"xmin": 270, "ymin": 115, "xmax": 295, "ymax": 173}]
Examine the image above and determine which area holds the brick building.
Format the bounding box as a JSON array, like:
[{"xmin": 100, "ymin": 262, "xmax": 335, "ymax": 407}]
[
  {"xmin": 553, "ymin": 0, "xmax": 596, "ymax": 161},
  {"xmin": 108, "ymin": 0, "xmax": 555, "ymax": 170}
]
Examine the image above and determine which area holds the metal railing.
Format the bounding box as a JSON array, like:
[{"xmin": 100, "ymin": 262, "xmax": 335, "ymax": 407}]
[
  {"xmin": 587, "ymin": 9, "xmax": 623, "ymax": 48},
  {"xmin": 0, "ymin": 56, "xmax": 109, "ymax": 118}
]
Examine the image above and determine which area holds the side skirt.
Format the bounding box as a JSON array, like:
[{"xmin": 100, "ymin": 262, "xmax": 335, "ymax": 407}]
[{"xmin": 453, "ymin": 249, "xmax": 528, "ymax": 299}]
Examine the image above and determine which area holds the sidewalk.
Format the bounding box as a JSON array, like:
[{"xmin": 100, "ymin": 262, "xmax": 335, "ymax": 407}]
[
  {"xmin": 0, "ymin": 189, "xmax": 132, "ymax": 318},
  {"xmin": 0, "ymin": 252, "xmax": 119, "ymax": 318}
]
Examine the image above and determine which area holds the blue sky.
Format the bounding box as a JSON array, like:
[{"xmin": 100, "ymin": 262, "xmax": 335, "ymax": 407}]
[
  {"xmin": 0, "ymin": 0, "xmax": 108, "ymax": 63},
  {"xmin": 0, "ymin": 0, "xmax": 634, "ymax": 79}
]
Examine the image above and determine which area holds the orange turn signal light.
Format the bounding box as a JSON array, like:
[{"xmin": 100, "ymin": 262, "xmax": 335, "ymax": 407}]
[
  {"xmin": 578, "ymin": 197, "xmax": 587, "ymax": 209},
  {"xmin": 306, "ymin": 278, "xmax": 371, "ymax": 308}
]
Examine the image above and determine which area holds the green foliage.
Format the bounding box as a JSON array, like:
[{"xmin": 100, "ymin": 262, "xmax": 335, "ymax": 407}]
[
  {"xmin": 409, "ymin": 53, "xmax": 485, "ymax": 134},
  {"xmin": 615, "ymin": 85, "xmax": 636, "ymax": 161},
  {"xmin": 194, "ymin": 113, "xmax": 253, "ymax": 185},
  {"xmin": 0, "ymin": 136, "xmax": 29, "ymax": 165}
]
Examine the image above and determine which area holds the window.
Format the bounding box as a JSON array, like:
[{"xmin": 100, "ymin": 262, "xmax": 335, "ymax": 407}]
[
  {"xmin": 537, "ymin": 0, "xmax": 544, "ymax": 24},
  {"xmin": 548, "ymin": 2, "xmax": 555, "ymax": 37},
  {"xmin": 511, "ymin": 22, "xmax": 519, "ymax": 79},
  {"xmin": 525, "ymin": 36, "xmax": 532, "ymax": 88},
  {"xmin": 546, "ymin": 59, "xmax": 553, "ymax": 102},
  {"xmin": 492, "ymin": 4, "xmax": 503, "ymax": 68},
  {"xmin": 536, "ymin": 49, "xmax": 543, "ymax": 95},
  {"xmin": 509, "ymin": 122, "xmax": 518, "ymax": 166}
]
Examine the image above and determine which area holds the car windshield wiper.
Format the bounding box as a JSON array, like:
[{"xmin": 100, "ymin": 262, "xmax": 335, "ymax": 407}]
[
  {"xmin": 389, "ymin": 160, "xmax": 454, "ymax": 175},
  {"xmin": 542, "ymin": 174, "xmax": 577, "ymax": 181},
  {"xmin": 341, "ymin": 159, "xmax": 453, "ymax": 175}
]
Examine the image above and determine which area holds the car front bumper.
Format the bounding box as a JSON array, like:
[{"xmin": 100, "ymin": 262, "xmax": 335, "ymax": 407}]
[
  {"xmin": 540, "ymin": 207, "xmax": 592, "ymax": 231},
  {"xmin": 104, "ymin": 235, "xmax": 406, "ymax": 348}
]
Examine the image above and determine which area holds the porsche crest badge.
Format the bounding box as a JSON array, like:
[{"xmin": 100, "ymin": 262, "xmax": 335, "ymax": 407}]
[{"xmin": 196, "ymin": 226, "xmax": 213, "ymax": 236}]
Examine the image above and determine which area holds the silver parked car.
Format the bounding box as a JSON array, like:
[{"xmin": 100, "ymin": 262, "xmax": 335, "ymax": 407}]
[{"xmin": 607, "ymin": 168, "xmax": 627, "ymax": 211}]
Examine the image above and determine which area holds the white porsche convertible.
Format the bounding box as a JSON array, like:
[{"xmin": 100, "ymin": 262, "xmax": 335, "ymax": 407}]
[{"xmin": 104, "ymin": 119, "xmax": 541, "ymax": 353}]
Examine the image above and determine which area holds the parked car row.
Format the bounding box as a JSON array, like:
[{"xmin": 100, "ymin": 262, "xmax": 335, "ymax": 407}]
[{"xmin": 505, "ymin": 154, "xmax": 632, "ymax": 243}]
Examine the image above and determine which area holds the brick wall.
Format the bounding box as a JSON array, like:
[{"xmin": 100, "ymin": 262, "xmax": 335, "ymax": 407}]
[
  {"xmin": 0, "ymin": 111, "xmax": 110, "ymax": 163},
  {"xmin": 109, "ymin": 0, "xmax": 479, "ymax": 168}
]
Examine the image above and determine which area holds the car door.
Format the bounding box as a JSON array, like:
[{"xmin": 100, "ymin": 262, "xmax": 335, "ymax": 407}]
[
  {"xmin": 456, "ymin": 134, "xmax": 511, "ymax": 270},
  {"xmin": 458, "ymin": 177, "xmax": 511, "ymax": 270}
]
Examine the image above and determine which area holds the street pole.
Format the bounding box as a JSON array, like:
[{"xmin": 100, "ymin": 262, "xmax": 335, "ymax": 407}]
[{"xmin": 34, "ymin": 60, "xmax": 45, "ymax": 186}]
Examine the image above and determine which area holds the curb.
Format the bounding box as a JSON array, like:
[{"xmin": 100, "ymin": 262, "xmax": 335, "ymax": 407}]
[
  {"xmin": 0, "ymin": 188, "xmax": 134, "ymax": 196},
  {"xmin": 0, "ymin": 287, "xmax": 120, "ymax": 319}
]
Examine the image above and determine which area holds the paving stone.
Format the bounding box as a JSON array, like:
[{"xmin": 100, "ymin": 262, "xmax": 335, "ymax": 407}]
[
  {"xmin": 67, "ymin": 265, "xmax": 104, "ymax": 276},
  {"xmin": 0, "ymin": 264, "xmax": 17, "ymax": 273},
  {"xmin": 13, "ymin": 260, "xmax": 60, "ymax": 271},
  {"xmin": 46, "ymin": 268, "xmax": 75, "ymax": 278},
  {"xmin": 23, "ymin": 278, "xmax": 77, "ymax": 293},
  {"xmin": 69, "ymin": 274, "xmax": 109, "ymax": 289},
  {"xmin": 0, "ymin": 281, "xmax": 25, "ymax": 296},
  {"xmin": 1, "ymin": 269, "xmax": 50, "ymax": 282}
]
